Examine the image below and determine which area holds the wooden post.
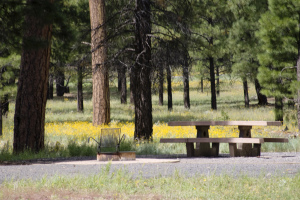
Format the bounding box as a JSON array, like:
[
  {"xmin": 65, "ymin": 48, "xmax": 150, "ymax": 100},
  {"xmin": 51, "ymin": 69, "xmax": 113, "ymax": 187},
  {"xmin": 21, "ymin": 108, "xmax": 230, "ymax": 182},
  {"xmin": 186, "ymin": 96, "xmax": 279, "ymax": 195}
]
[
  {"xmin": 196, "ymin": 126, "xmax": 212, "ymax": 156},
  {"xmin": 238, "ymin": 126, "xmax": 255, "ymax": 156},
  {"xmin": 186, "ymin": 143, "xmax": 194, "ymax": 157}
]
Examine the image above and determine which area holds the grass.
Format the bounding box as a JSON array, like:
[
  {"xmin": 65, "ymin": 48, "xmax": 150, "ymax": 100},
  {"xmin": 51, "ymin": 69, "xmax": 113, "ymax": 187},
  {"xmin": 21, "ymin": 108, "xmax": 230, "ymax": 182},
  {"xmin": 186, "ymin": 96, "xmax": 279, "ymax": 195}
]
[
  {"xmin": 0, "ymin": 75, "xmax": 299, "ymax": 161},
  {"xmin": 1, "ymin": 76, "xmax": 300, "ymax": 199},
  {"xmin": 1, "ymin": 164, "xmax": 300, "ymax": 199}
]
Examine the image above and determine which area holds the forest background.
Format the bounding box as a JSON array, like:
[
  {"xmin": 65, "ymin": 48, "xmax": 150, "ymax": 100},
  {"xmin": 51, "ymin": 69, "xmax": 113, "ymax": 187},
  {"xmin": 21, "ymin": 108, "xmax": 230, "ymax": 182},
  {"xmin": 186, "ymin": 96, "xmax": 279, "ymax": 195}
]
[{"xmin": 1, "ymin": 0, "xmax": 300, "ymax": 157}]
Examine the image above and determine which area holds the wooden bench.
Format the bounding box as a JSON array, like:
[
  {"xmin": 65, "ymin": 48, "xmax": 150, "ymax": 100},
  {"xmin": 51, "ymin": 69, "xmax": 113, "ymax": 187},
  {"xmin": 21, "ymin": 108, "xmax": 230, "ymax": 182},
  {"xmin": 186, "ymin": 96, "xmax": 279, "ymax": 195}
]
[
  {"xmin": 162, "ymin": 121, "xmax": 288, "ymax": 157},
  {"xmin": 160, "ymin": 137, "xmax": 288, "ymax": 157}
]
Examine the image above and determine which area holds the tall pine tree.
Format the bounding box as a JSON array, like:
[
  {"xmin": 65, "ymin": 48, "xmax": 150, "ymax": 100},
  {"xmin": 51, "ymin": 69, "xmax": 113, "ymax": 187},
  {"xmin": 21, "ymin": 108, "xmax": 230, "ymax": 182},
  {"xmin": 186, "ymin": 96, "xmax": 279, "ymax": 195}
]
[{"xmin": 257, "ymin": 0, "xmax": 300, "ymax": 122}]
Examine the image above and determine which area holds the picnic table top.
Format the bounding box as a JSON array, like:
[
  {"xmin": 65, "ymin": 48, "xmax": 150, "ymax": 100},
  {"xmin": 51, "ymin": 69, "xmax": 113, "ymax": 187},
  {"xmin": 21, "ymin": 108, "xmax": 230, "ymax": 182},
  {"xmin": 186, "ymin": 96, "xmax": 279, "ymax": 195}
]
[{"xmin": 168, "ymin": 121, "xmax": 282, "ymax": 127}]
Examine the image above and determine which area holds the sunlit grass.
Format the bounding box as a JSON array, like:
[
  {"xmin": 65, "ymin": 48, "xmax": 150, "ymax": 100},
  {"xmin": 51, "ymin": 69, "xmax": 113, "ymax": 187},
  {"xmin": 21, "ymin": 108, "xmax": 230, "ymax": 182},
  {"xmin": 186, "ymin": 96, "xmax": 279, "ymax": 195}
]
[
  {"xmin": 1, "ymin": 77, "xmax": 299, "ymax": 160},
  {"xmin": 1, "ymin": 165, "xmax": 300, "ymax": 199}
]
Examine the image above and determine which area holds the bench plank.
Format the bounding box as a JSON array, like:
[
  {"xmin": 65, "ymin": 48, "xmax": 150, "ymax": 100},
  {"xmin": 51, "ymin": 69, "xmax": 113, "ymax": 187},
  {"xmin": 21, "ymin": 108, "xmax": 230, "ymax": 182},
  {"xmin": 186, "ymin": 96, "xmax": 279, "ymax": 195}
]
[
  {"xmin": 160, "ymin": 138, "xmax": 188, "ymax": 143},
  {"xmin": 168, "ymin": 121, "xmax": 282, "ymax": 127},
  {"xmin": 263, "ymin": 138, "xmax": 289, "ymax": 143},
  {"xmin": 160, "ymin": 138, "xmax": 264, "ymax": 144}
]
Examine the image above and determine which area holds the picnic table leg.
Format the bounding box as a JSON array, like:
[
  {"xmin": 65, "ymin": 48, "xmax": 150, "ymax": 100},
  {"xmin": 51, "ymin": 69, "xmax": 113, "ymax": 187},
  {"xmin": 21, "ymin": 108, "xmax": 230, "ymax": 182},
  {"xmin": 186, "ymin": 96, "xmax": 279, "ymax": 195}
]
[
  {"xmin": 238, "ymin": 126, "xmax": 255, "ymax": 156},
  {"xmin": 253, "ymin": 144, "xmax": 261, "ymax": 156},
  {"xmin": 211, "ymin": 143, "xmax": 219, "ymax": 156},
  {"xmin": 195, "ymin": 126, "xmax": 214, "ymax": 156},
  {"xmin": 229, "ymin": 143, "xmax": 239, "ymax": 157},
  {"xmin": 186, "ymin": 143, "xmax": 194, "ymax": 157}
]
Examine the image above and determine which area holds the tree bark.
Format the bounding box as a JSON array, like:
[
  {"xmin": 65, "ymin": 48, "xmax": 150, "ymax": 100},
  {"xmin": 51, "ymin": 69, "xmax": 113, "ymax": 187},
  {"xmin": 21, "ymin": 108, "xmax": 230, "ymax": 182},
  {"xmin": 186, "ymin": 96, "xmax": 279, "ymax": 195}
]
[
  {"xmin": 275, "ymin": 96, "xmax": 283, "ymax": 121},
  {"xmin": 158, "ymin": 66, "xmax": 164, "ymax": 106},
  {"xmin": 13, "ymin": 0, "xmax": 54, "ymax": 153},
  {"xmin": 167, "ymin": 66, "xmax": 172, "ymax": 111},
  {"xmin": 183, "ymin": 54, "xmax": 190, "ymax": 109},
  {"xmin": 89, "ymin": 0, "xmax": 110, "ymax": 125},
  {"xmin": 255, "ymin": 79, "xmax": 268, "ymax": 106},
  {"xmin": 133, "ymin": 0, "xmax": 153, "ymax": 140},
  {"xmin": 209, "ymin": 56, "xmax": 217, "ymax": 110},
  {"xmin": 243, "ymin": 79, "xmax": 249, "ymax": 108},
  {"xmin": 77, "ymin": 64, "xmax": 84, "ymax": 112},
  {"xmin": 120, "ymin": 65, "xmax": 127, "ymax": 104}
]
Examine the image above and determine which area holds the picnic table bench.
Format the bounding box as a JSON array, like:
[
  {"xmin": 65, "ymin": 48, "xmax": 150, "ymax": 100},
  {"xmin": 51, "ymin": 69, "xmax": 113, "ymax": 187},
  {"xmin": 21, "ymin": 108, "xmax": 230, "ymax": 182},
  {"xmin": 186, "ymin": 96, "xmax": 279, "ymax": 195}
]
[{"xmin": 160, "ymin": 121, "xmax": 289, "ymax": 157}]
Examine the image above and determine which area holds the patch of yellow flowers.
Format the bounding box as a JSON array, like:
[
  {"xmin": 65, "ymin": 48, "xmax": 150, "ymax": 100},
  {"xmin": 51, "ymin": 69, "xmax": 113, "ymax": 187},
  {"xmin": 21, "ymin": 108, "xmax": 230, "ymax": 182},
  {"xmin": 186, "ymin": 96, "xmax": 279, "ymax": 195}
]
[{"xmin": 45, "ymin": 121, "xmax": 273, "ymax": 141}]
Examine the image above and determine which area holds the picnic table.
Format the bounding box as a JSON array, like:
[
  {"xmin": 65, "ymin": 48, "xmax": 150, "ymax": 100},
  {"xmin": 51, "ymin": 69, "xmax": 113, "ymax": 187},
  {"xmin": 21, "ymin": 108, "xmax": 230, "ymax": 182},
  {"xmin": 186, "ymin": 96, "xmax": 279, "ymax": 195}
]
[{"xmin": 160, "ymin": 121, "xmax": 289, "ymax": 157}]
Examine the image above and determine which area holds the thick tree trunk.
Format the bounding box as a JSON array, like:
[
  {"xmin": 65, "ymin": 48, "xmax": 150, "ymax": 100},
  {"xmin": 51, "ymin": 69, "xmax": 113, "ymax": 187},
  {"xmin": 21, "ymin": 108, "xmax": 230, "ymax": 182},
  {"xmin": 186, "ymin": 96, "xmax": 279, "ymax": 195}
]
[
  {"xmin": 77, "ymin": 65, "xmax": 84, "ymax": 112},
  {"xmin": 255, "ymin": 79, "xmax": 268, "ymax": 106},
  {"xmin": 120, "ymin": 65, "xmax": 127, "ymax": 104},
  {"xmin": 158, "ymin": 66, "xmax": 164, "ymax": 106},
  {"xmin": 209, "ymin": 56, "xmax": 217, "ymax": 110},
  {"xmin": 167, "ymin": 66, "xmax": 172, "ymax": 111},
  {"xmin": 56, "ymin": 71, "xmax": 65, "ymax": 97},
  {"xmin": 243, "ymin": 79, "xmax": 249, "ymax": 108},
  {"xmin": 13, "ymin": 0, "xmax": 53, "ymax": 153},
  {"xmin": 183, "ymin": 56, "xmax": 190, "ymax": 109},
  {"xmin": 133, "ymin": 0, "xmax": 153, "ymax": 140},
  {"xmin": 47, "ymin": 74, "xmax": 53, "ymax": 99},
  {"xmin": 89, "ymin": 0, "xmax": 110, "ymax": 125},
  {"xmin": 275, "ymin": 96, "xmax": 283, "ymax": 121}
]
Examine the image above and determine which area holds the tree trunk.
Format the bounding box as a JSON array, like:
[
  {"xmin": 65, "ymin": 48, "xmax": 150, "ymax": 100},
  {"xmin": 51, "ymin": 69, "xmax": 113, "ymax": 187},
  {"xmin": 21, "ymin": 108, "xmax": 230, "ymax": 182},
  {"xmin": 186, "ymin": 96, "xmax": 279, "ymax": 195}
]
[
  {"xmin": 13, "ymin": 0, "xmax": 54, "ymax": 153},
  {"xmin": 167, "ymin": 66, "xmax": 172, "ymax": 111},
  {"xmin": 1, "ymin": 95, "xmax": 9, "ymax": 116},
  {"xmin": 89, "ymin": 0, "xmax": 110, "ymax": 125},
  {"xmin": 77, "ymin": 64, "xmax": 84, "ymax": 112},
  {"xmin": 130, "ymin": 66, "xmax": 134, "ymax": 104},
  {"xmin": 120, "ymin": 65, "xmax": 127, "ymax": 104},
  {"xmin": 243, "ymin": 79, "xmax": 249, "ymax": 108},
  {"xmin": 255, "ymin": 79, "xmax": 268, "ymax": 106},
  {"xmin": 209, "ymin": 56, "xmax": 217, "ymax": 110},
  {"xmin": 183, "ymin": 55, "xmax": 190, "ymax": 109},
  {"xmin": 0, "ymin": 99, "xmax": 2, "ymax": 136},
  {"xmin": 117, "ymin": 67, "xmax": 122, "ymax": 93},
  {"xmin": 216, "ymin": 65, "xmax": 220, "ymax": 96},
  {"xmin": 56, "ymin": 71, "xmax": 65, "ymax": 97},
  {"xmin": 297, "ymin": 44, "xmax": 300, "ymax": 131},
  {"xmin": 47, "ymin": 74, "xmax": 53, "ymax": 99},
  {"xmin": 275, "ymin": 96, "xmax": 283, "ymax": 121},
  {"xmin": 201, "ymin": 77, "xmax": 204, "ymax": 93},
  {"xmin": 133, "ymin": 0, "xmax": 153, "ymax": 140},
  {"xmin": 158, "ymin": 66, "xmax": 164, "ymax": 106}
]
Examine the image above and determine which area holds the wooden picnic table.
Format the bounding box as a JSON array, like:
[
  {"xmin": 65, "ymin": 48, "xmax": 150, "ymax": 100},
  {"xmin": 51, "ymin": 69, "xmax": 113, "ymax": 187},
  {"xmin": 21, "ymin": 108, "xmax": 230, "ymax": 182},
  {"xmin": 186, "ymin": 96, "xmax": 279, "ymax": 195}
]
[{"xmin": 161, "ymin": 121, "xmax": 287, "ymax": 157}]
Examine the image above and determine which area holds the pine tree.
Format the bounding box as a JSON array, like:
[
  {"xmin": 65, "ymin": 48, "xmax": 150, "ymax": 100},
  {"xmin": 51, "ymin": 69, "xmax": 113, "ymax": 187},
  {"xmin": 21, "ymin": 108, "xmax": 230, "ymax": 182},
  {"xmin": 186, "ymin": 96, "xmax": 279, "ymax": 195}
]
[
  {"xmin": 256, "ymin": 0, "xmax": 300, "ymax": 122},
  {"xmin": 191, "ymin": 0, "xmax": 232, "ymax": 110},
  {"xmin": 89, "ymin": 0, "xmax": 110, "ymax": 125},
  {"xmin": 14, "ymin": 0, "xmax": 54, "ymax": 153},
  {"xmin": 228, "ymin": 0, "xmax": 268, "ymax": 107}
]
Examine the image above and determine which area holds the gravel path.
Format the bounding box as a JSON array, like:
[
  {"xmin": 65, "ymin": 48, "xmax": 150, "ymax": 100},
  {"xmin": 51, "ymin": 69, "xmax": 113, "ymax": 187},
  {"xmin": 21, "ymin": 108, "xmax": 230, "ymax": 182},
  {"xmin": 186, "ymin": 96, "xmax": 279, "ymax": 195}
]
[{"xmin": 1, "ymin": 152, "xmax": 300, "ymax": 183}]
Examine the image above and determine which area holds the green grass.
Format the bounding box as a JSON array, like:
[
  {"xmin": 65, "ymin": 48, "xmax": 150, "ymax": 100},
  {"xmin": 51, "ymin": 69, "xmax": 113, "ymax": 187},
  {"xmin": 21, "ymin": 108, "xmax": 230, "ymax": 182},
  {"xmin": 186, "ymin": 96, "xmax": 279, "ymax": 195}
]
[
  {"xmin": 1, "ymin": 76, "xmax": 299, "ymax": 161},
  {"xmin": 1, "ymin": 164, "xmax": 300, "ymax": 199},
  {"xmin": 1, "ymin": 76, "xmax": 300, "ymax": 199}
]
